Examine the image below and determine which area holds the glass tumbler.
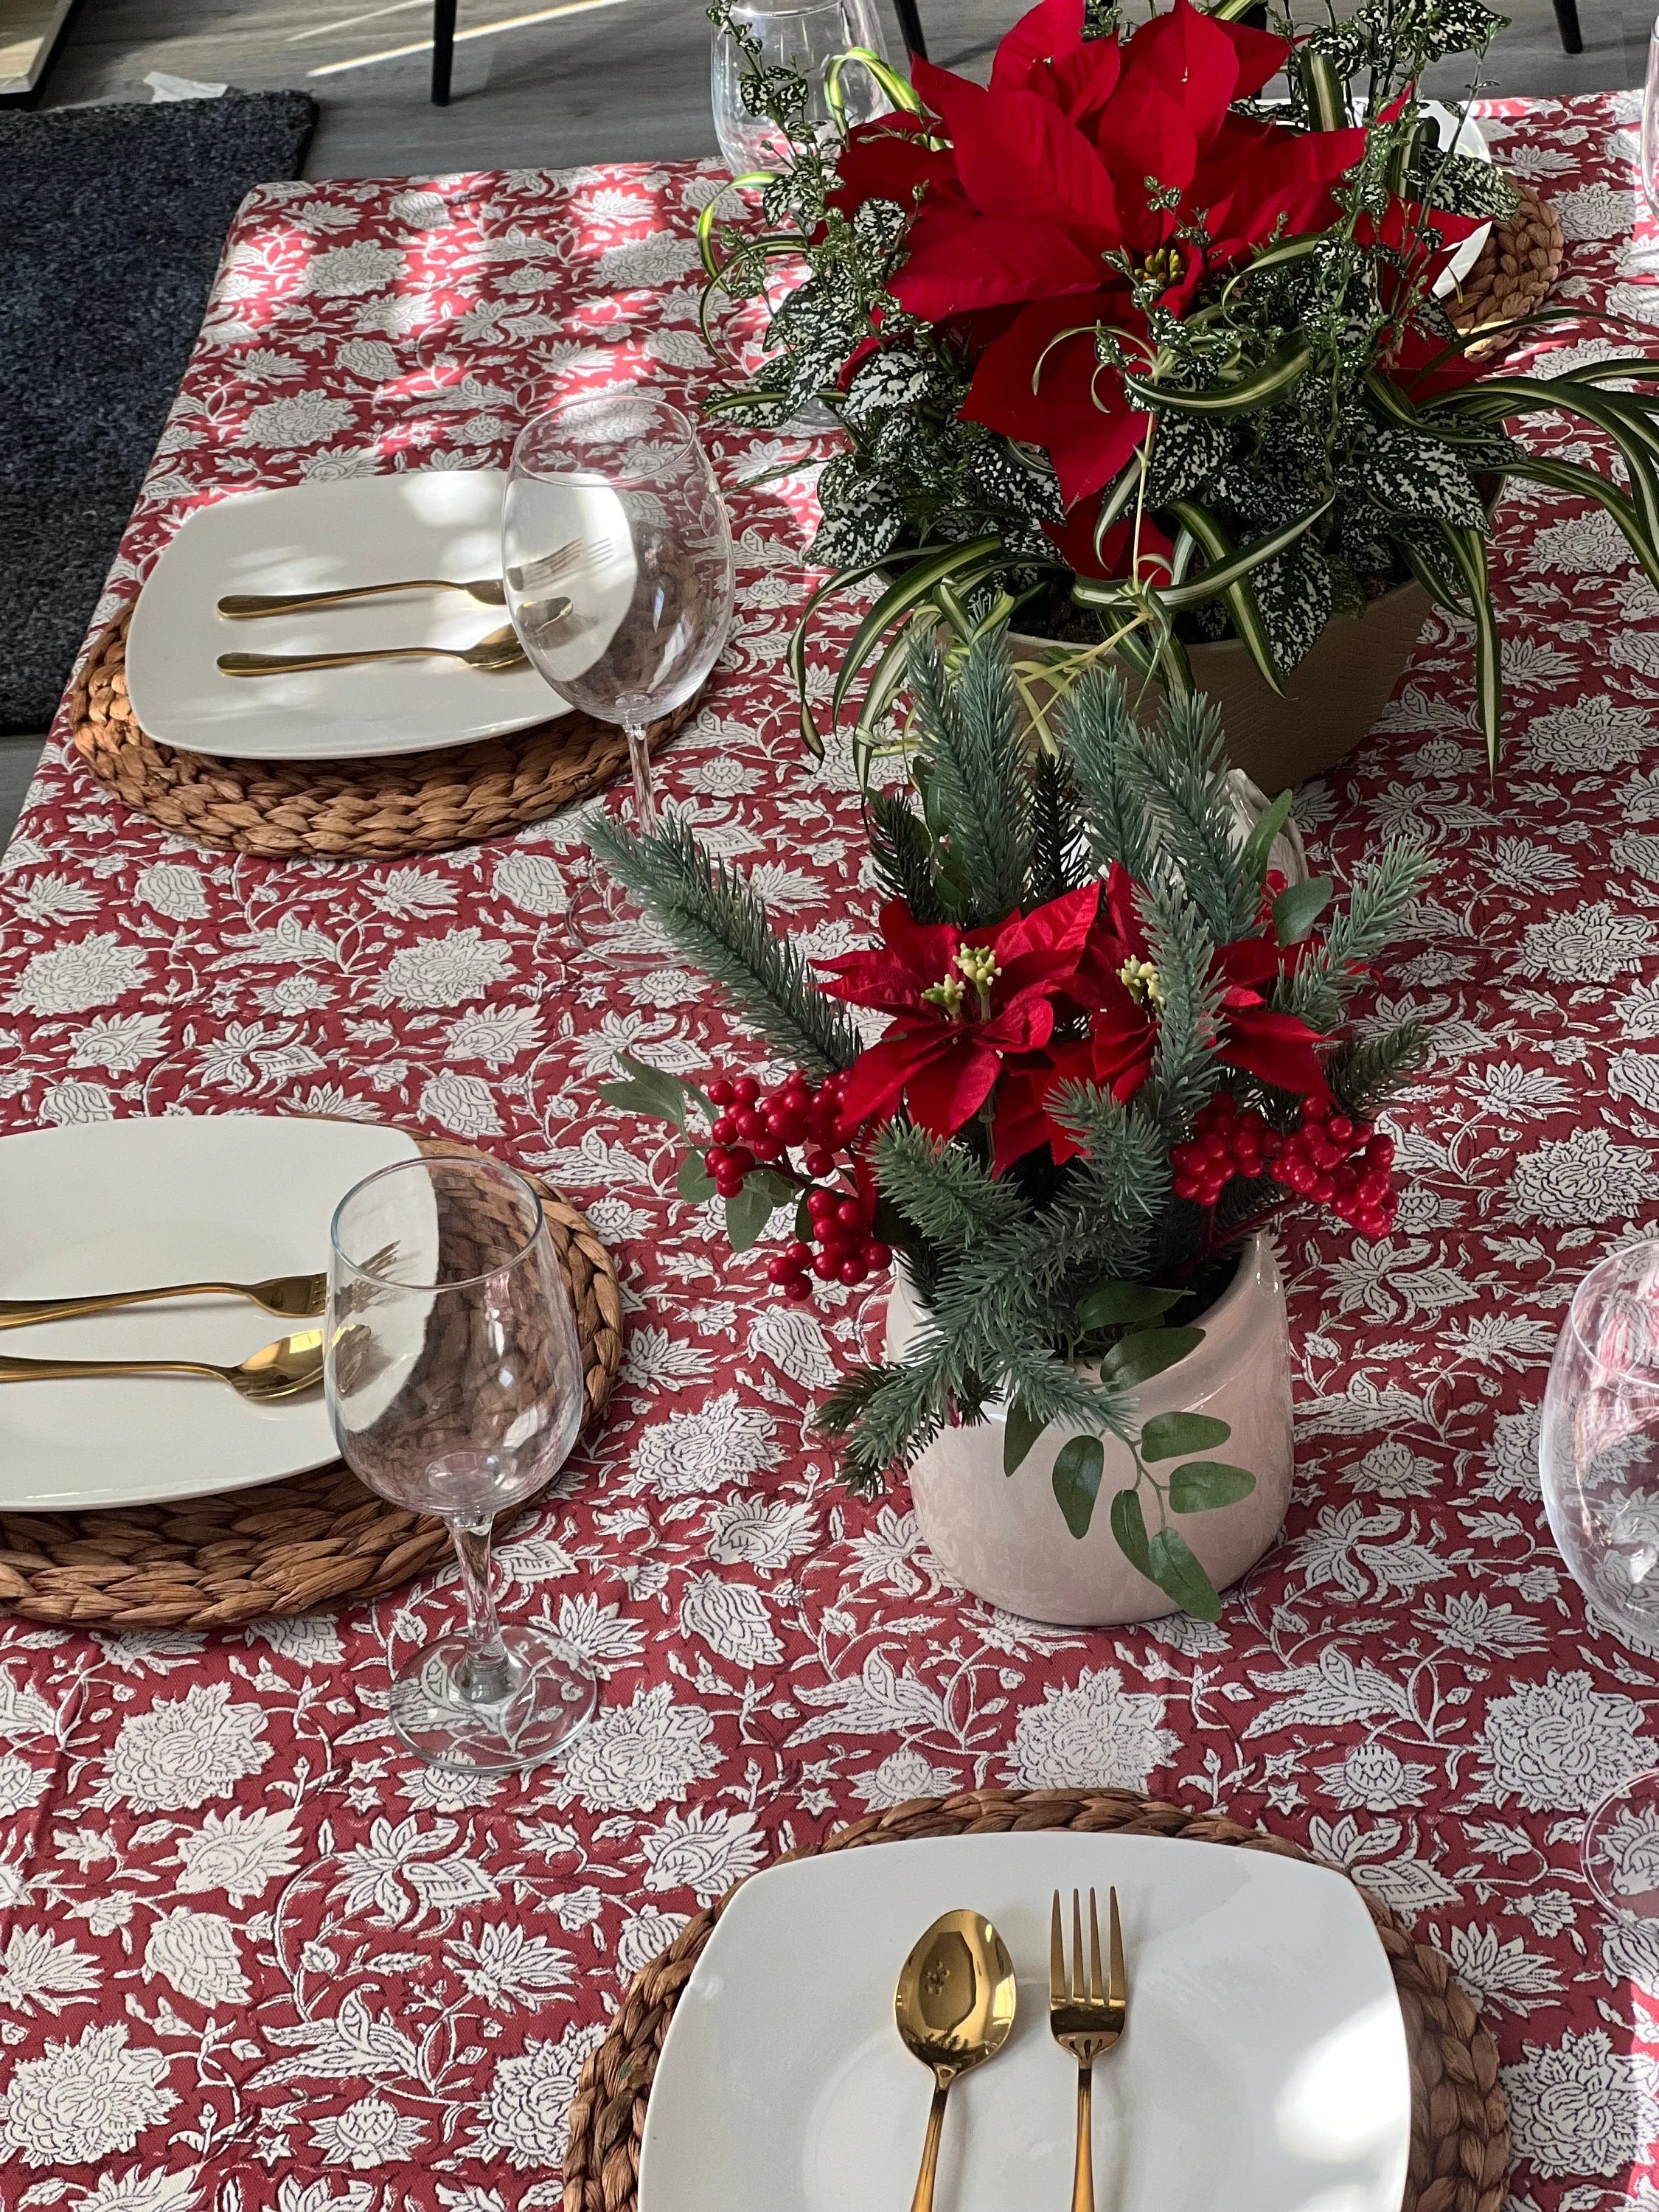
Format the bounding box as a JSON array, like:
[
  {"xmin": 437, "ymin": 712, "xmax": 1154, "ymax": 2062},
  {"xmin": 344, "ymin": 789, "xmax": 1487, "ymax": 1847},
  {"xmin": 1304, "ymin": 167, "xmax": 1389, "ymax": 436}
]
[{"xmin": 327, "ymin": 1153, "xmax": 597, "ymax": 1773}]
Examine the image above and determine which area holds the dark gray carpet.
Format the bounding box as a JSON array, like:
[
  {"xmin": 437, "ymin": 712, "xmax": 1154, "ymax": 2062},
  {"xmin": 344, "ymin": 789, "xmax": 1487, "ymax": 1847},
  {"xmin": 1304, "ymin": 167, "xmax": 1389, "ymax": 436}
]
[{"xmin": 0, "ymin": 92, "xmax": 316, "ymax": 734}]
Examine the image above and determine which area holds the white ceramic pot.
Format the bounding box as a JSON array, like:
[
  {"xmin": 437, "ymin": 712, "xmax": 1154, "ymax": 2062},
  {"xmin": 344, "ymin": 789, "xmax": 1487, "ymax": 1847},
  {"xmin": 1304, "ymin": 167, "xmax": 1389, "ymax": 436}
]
[{"xmin": 884, "ymin": 1234, "xmax": 1295, "ymax": 1627}]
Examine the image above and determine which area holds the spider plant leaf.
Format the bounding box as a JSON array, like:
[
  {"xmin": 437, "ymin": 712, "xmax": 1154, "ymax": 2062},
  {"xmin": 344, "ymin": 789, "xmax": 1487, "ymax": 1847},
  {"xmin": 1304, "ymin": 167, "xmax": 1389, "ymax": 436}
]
[
  {"xmin": 829, "ymin": 536, "xmax": 1004, "ymax": 729},
  {"xmin": 1121, "ymin": 341, "xmax": 1313, "ymax": 419},
  {"xmin": 787, "ymin": 545, "xmax": 963, "ymax": 757},
  {"xmin": 1436, "ymin": 521, "xmax": 1502, "ymax": 774},
  {"xmin": 1499, "ymin": 452, "xmax": 1659, "ymax": 594}
]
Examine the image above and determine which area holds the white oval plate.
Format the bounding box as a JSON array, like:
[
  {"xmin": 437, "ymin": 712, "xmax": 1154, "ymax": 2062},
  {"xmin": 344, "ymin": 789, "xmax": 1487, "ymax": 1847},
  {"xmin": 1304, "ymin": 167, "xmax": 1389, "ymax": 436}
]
[
  {"xmin": 0, "ymin": 1115, "xmax": 418, "ymax": 1510},
  {"xmin": 639, "ymin": 1832, "xmax": 1410, "ymax": 2212},
  {"xmin": 125, "ymin": 471, "xmax": 571, "ymax": 761}
]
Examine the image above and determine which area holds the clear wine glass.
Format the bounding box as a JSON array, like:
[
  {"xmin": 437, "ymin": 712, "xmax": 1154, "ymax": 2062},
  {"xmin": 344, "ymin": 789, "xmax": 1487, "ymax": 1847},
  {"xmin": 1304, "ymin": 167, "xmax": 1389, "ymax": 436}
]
[
  {"xmin": 1644, "ymin": 18, "xmax": 1659, "ymax": 219},
  {"xmin": 327, "ymin": 1153, "xmax": 597, "ymax": 1773},
  {"xmin": 503, "ymin": 392, "xmax": 734, "ymax": 832},
  {"xmin": 1540, "ymin": 1237, "xmax": 1659, "ymax": 1913},
  {"xmin": 712, "ymin": 0, "xmax": 892, "ymax": 177}
]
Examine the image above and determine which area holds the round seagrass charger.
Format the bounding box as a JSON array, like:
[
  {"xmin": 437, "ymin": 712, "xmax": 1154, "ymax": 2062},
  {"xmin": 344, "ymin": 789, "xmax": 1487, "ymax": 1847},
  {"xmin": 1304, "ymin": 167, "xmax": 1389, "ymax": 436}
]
[
  {"xmin": 66, "ymin": 602, "xmax": 700, "ymax": 861},
  {"xmin": 1447, "ymin": 181, "xmax": 1564, "ymax": 355},
  {"xmin": 563, "ymin": 1788, "xmax": 1509, "ymax": 2212},
  {"xmin": 0, "ymin": 1139, "xmax": 624, "ymax": 1631}
]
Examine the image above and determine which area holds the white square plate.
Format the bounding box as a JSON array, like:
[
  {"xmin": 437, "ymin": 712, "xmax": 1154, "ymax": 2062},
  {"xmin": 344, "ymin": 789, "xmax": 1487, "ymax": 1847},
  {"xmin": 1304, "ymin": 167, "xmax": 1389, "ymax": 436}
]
[
  {"xmin": 125, "ymin": 471, "xmax": 570, "ymax": 761},
  {"xmin": 0, "ymin": 1115, "xmax": 418, "ymax": 1509},
  {"xmin": 638, "ymin": 1833, "xmax": 1410, "ymax": 2212}
]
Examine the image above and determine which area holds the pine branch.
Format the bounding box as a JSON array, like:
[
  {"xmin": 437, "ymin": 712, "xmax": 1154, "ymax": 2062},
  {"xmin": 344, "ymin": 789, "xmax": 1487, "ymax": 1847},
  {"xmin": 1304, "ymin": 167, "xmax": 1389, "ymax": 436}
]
[
  {"xmin": 1130, "ymin": 869, "xmax": 1226, "ymax": 1140},
  {"xmin": 1279, "ymin": 838, "xmax": 1429, "ymax": 1031},
  {"xmin": 586, "ymin": 810, "xmax": 861, "ymax": 1071},
  {"xmin": 1046, "ymin": 1082, "xmax": 1168, "ymax": 1285},
  {"xmin": 814, "ymin": 1352, "xmax": 959, "ymax": 1488},
  {"xmin": 1128, "ymin": 692, "xmax": 1257, "ymax": 944},
  {"xmin": 865, "ymin": 788, "xmax": 942, "ymax": 921},
  {"xmin": 1028, "ymin": 749, "xmax": 1085, "ymax": 906},
  {"xmin": 1326, "ymin": 1021, "xmax": 1430, "ymax": 1117},
  {"xmin": 909, "ymin": 630, "xmax": 1029, "ymax": 924},
  {"xmin": 873, "ymin": 1124, "xmax": 1029, "ymax": 1250},
  {"xmin": 1057, "ymin": 668, "xmax": 1155, "ymax": 883},
  {"xmin": 994, "ymin": 1347, "xmax": 1138, "ymax": 1446}
]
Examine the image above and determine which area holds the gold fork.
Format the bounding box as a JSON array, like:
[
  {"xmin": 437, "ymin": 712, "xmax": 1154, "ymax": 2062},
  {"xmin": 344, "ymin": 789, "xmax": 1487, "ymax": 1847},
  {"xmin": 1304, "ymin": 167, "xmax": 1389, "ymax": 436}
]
[
  {"xmin": 0, "ymin": 1270, "xmax": 327, "ymax": 1331},
  {"xmin": 1049, "ymin": 1888, "xmax": 1127, "ymax": 2212}
]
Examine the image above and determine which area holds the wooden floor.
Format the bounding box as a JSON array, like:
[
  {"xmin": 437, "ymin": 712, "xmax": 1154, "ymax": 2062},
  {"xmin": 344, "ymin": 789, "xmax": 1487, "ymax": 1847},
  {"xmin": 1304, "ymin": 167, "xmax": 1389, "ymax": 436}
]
[
  {"xmin": 1, "ymin": 0, "xmax": 1642, "ymax": 846},
  {"xmin": 35, "ymin": 0, "xmax": 1649, "ymax": 181}
]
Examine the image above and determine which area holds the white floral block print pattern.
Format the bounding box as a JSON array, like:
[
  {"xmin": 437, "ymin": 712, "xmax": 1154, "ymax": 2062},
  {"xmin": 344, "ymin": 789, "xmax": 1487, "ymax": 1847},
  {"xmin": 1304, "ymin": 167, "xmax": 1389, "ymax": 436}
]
[{"xmin": 1, "ymin": 94, "xmax": 1659, "ymax": 2212}]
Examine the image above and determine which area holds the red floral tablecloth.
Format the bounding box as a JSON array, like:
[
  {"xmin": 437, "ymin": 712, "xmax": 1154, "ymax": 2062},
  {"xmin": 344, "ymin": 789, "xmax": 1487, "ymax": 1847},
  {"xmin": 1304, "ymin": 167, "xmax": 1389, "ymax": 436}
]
[{"xmin": 3, "ymin": 87, "xmax": 1659, "ymax": 2211}]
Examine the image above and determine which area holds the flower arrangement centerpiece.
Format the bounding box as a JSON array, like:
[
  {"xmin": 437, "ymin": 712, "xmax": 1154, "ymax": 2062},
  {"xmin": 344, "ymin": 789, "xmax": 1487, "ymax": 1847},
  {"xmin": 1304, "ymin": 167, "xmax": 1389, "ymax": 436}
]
[
  {"xmin": 701, "ymin": 0, "xmax": 1659, "ymax": 774},
  {"xmin": 592, "ymin": 639, "xmax": 1429, "ymax": 1620}
]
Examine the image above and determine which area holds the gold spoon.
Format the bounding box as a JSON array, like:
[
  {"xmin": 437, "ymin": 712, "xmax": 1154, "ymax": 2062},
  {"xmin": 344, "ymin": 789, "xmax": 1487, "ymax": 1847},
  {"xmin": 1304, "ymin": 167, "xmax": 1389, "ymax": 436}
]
[
  {"xmin": 0, "ymin": 1270, "xmax": 325, "ymax": 1332},
  {"xmin": 218, "ymin": 577, "xmax": 509, "ymax": 617},
  {"xmin": 0, "ymin": 1328, "xmax": 325, "ymax": 1404},
  {"xmin": 217, "ymin": 622, "xmax": 540, "ymax": 678},
  {"xmin": 895, "ymin": 1910, "xmax": 1018, "ymax": 2212}
]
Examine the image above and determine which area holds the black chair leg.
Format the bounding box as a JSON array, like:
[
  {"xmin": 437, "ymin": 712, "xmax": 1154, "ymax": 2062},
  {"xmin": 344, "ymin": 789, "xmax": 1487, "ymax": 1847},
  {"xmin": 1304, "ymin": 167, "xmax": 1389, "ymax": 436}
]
[
  {"xmin": 431, "ymin": 0, "xmax": 457, "ymax": 104},
  {"xmin": 892, "ymin": 0, "xmax": 926, "ymax": 60},
  {"xmin": 1551, "ymin": 0, "xmax": 1583, "ymax": 54}
]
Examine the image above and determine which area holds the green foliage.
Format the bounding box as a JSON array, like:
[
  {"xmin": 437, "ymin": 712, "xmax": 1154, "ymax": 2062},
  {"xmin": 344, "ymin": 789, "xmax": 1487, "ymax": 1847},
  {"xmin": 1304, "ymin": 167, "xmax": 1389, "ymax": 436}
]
[
  {"xmin": 905, "ymin": 633, "xmax": 1029, "ymax": 924},
  {"xmin": 1326, "ymin": 1021, "xmax": 1431, "ymax": 1117},
  {"xmin": 1279, "ymin": 839, "xmax": 1432, "ymax": 1031},
  {"xmin": 1052, "ymin": 1437, "xmax": 1106, "ymax": 1537},
  {"xmin": 585, "ymin": 810, "xmax": 862, "ymax": 1072}
]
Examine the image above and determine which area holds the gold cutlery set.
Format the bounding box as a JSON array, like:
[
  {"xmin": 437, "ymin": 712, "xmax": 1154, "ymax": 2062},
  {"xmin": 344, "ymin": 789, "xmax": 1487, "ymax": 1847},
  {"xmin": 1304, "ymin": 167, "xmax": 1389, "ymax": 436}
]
[
  {"xmin": 0, "ymin": 1271, "xmax": 326, "ymax": 1399},
  {"xmin": 897, "ymin": 1889, "xmax": 1126, "ymax": 2212},
  {"xmin": 212, "ymin": 546, "xmax": 581, "ymax": 679}
]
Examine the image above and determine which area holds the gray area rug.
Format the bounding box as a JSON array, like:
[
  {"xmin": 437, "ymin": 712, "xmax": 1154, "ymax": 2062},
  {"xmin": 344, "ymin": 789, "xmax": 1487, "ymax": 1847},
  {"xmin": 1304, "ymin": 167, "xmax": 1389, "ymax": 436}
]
[{"xmin": 0, "ymin": 92, "xmax": 316, "ymax": 733}]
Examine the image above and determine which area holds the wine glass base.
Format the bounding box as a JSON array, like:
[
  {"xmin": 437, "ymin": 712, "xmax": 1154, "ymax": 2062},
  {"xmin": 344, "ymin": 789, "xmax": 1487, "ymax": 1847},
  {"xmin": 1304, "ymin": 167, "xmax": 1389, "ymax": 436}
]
[
  {"xmin": 389, "ymin": 1624, "xmax": 598, "ymax": 1774},
  {"xmin": 1583, "ymin": 1768, "xmax": 1659, "ymax": 1916}
]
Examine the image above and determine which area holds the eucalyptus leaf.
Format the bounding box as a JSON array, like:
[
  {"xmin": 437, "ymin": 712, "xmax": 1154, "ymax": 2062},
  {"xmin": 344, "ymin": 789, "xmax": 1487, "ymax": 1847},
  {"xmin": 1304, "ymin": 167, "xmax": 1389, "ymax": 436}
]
[
  {"xmin": 1272, "ymin": 876, "xmax": 1332, "ymax": 946},
  {"xmin": 677, "ymin": 1152, "xmax": 717, "ymax": 1203},
  {"xmin": 1109, "ymin": 1487, "xmax": 1152, "ymax": 1576},
  {"xmin": 726, "ymin": 1172, "xmax": 795, "ymax": 1252},
  {"xmin": 1004, "ymin": 1397, "xmax": 1047, "ymax": 1477},
  {"xmin": 1052, "ymin": 1436, "xmax": 1105, "ymax": 1539},
  {"xmin": 1169, "ymin": 1461, "xmax": 1258, "ymax": 1512},
  {"xmin": 1075, "ymin": 1281, "xmax": 1182, "ymax": 1332},
  {"xmin": 1139, "ymin": 1411, "xmax": 1232, "ymax": 1464},
  {"xmin": 1240, "ymin": 790, "xmax": 1294, "ymax": 887},
  {"xmin": 597, "ymin": 1052, "xmax": 693, "ymax": 1130},
  {"xmin": 1147, "ymin": 1528, "xmax": 1223, "ymax": 1620},
  {"xmin": 1102, "ymin": 1326, "xmax": 1204, "ymax": 1388}
]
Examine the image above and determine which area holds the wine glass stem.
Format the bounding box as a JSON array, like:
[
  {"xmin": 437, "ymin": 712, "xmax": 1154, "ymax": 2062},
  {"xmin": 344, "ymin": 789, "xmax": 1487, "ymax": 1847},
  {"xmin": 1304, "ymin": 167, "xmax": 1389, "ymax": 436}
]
[
  {"xmin": 625, "ymin": 721, "xmax": 657, "ymax": 830},
  {"xmin": 447, "ymin": 1512, "xmax": 512, "ymax": 1704}
]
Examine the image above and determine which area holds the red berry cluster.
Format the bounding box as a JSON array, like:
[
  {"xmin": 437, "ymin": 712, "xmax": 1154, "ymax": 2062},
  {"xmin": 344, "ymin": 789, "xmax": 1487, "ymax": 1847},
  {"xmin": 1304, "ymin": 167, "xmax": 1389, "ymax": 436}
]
[
  {"xmin": 768, "ymin": 1183, "xmax": 891, "ymax": 1303},
  {"xmin": 1277, "ymin": 1097, "xmax": 1397, "ymax": 1239},
  {"xmin": 1171, "ymin": 1091, "xmax": 1398, "ymax": 1239},
  {"xmin": 704, "ymin": 1069, "xmax": 849, "ymax": 1199}
]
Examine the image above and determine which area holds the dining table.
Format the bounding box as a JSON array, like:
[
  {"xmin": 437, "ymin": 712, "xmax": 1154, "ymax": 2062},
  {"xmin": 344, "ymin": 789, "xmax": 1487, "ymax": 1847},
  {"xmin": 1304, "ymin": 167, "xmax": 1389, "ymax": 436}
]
[{"xmin": 1, "ymin": 83, "xmax": 1658, "ymax": 2211}]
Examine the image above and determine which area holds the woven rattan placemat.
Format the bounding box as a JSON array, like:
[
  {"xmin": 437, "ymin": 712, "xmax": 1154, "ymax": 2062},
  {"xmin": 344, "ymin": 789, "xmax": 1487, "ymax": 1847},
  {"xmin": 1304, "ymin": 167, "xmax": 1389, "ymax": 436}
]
[
  {"xmin": 0, "ymin": 1139, "xmax": 624, "ymax": 1630},
  {"xmin": 66, "ymin": 602, "xmax": 698, "ymax": 860},
  {"xmin": 563, "ymin": 1787, "xmax": 1509, "ymax": 2212},
  {"xmin": 1447, "ymin": 181, "xmax": 1563, "ymax": 357}
]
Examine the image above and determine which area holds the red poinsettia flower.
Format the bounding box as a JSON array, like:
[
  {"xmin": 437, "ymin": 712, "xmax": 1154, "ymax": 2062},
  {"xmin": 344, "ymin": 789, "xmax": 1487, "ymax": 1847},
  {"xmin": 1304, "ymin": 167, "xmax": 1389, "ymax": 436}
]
[
  {"xmin": 830, "ymin": 0, "xmax": 1368, "ymax": 512},
  {"xmin": 828, "ymin": 0, "xmax": 1481, "ymax": 551},
  {"xmin": 815, "ymin": 885, "xmax": 1107, "ymax": 1141}
]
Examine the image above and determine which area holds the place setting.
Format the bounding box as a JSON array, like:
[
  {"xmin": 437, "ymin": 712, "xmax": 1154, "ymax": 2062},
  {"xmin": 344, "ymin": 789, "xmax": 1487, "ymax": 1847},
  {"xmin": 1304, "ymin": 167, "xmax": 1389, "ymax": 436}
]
[
  {"xmin": 0, "ymin": 1113, "xmax": 622, "ymax": 1657},
  {"xmin": 70, "ymin": 389, "xmax": 736, "ymax": 861}
]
